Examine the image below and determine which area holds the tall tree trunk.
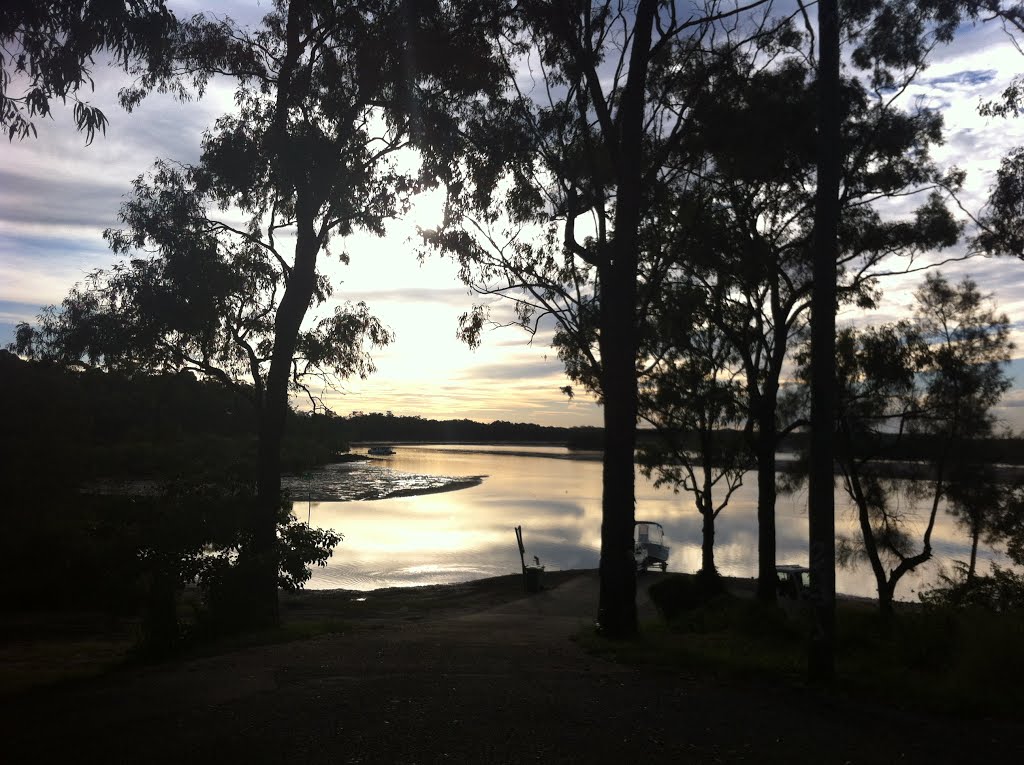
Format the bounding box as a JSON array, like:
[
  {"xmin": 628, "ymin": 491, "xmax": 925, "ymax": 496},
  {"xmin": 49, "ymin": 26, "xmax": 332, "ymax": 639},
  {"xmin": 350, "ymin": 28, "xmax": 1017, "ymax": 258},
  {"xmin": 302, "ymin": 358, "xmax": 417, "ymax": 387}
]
[
  {"xmin": 249, "ymin": 189, "xmax": 320, "ymax": 629},
  {"xmin": 595, "ymin": 0, "xmax": 657, "ymax": 638},
  {"xmin": 597, "ymin": 309, "xmax": 638, "ymax": 636},
  {"xmin": 968, "ymin": 520, "xmax": 980, "ymax": 582},
  {"xmin": 701, "ymin": 507, "xmax": 716, "ymax": 575},
  {"xmin": 755, "ymin": 407, "xmax": 778, "ymax": 602},
  {"xmin": 252, "ymin": 408, "xmax": 284, "ymax": 628},
  {"xmin": 701, "ymin": 440, "xmax": 716, "ymax": 575},
  {"xmin": 808, "ymin": 0, "xmax": 841, "ymax": 683},
  {"xmin": 597, "ymin": 195, "xmax": 641, "ymax": 636},
  {"xmin": 879, "ymin": 580, "xmax": 895, "ymax": 623},
  {"xmin": 242, "ymin": 0, "xmax": 312, "ymax": 630}
]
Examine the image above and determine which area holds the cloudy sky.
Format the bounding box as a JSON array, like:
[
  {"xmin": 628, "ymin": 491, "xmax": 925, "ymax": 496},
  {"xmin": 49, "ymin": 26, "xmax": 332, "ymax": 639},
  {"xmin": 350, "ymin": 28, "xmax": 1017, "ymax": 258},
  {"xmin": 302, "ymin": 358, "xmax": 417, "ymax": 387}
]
[{"xmin": 3, "ymin": 1, "xmax": 1024, "ymax": 429}]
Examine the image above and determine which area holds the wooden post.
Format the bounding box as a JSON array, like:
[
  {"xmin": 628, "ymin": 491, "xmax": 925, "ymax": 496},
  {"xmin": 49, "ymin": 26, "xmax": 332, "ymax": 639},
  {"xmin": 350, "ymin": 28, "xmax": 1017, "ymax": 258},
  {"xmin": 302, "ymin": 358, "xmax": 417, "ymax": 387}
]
[{"xmin": 514, "ymin": 525, "xmax": 527, "ymax": 590}]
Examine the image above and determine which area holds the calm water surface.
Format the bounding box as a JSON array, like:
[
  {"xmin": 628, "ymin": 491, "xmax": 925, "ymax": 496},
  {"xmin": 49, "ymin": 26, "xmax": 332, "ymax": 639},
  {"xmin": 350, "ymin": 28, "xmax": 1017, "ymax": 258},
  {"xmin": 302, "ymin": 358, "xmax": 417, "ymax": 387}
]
[{"xmin": 293, "ymin": 444, "xmax": 1011, "ymax": 599}]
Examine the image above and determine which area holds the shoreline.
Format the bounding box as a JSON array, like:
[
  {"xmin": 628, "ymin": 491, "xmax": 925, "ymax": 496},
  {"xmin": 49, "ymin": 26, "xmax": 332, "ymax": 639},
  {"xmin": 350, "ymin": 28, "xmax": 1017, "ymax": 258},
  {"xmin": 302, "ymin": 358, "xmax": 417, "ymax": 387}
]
[{"xmin": 296, "ymin": 568, "xmax": 890, "ymax": 608}]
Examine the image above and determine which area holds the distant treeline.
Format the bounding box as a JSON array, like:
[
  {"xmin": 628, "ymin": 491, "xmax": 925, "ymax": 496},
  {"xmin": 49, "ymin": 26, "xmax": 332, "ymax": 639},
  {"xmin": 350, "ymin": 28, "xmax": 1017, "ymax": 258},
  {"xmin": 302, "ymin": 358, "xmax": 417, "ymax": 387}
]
[
  {"xmin": 650, "ymin": 428, "xmax": 1024, "ymax": 467},
  {"xmin": 342, "ymin": 411, "xmax": 602, "ymax": 446},
  {"xmin": 0, "ymin": 351, "xmax": 346, "ymax": 489},
  {"xmin": 2, "ymin": 353, "xmax": 609, "ymax": 485},
  {"xmin": 8, "ymin": 349, "xmax": 1024, "ymax": 491}
]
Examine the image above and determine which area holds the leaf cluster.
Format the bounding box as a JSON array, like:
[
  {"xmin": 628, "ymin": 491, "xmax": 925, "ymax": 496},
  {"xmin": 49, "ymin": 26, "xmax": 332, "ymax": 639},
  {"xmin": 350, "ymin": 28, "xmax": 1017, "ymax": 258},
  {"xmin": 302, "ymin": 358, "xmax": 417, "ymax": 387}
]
[
  {"xmin": 974, "ymin": 146, "xmax": 1024, "ymax": 258},
  {"xmin": 1, "ymin": 0, "xmax": 177, "ymax": 142},
  {"xmin": 824, "ymin": 272, "xmax": 1014, "ymax": 575}
]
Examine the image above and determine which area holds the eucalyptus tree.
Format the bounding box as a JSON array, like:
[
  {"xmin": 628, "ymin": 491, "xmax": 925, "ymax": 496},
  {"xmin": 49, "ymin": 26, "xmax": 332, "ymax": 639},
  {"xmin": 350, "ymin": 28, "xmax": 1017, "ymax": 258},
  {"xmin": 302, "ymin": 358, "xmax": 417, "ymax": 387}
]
[
  {"xmin": 637, "ymin": 284, "xmax": 751, "ymax": 579},
  {"xmin": 678, "ymin": 42, "xmax": 964, "ymax": 602},
  {"xmin": 1, "ymin": 0, "xmax": 179, "ymax": 142},
  {"xmin": 804, "ymin": 0, "xmax": 1023, "ymax": 678},
  {"xmin": 973, "ymin": 147, "xmax": 1024, "ymax": 258},
  {"xmin": 825, "ymin": 273, "xmax": 1013, "ymax": 619},
  {"xmin": 16, "ymin": 0, "xmax": 511, "ymax": 627},
  {"xmin": 425, "ymin": 0, "xmax": 798, "ymax": 637}
]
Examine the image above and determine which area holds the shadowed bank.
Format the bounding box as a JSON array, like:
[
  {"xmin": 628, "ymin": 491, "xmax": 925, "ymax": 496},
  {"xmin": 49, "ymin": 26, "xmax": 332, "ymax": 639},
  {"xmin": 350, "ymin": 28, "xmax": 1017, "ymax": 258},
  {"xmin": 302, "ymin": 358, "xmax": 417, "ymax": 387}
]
[{"xmin": 2, "ymin": 571, "xmax": 1021, "ymax": 764}]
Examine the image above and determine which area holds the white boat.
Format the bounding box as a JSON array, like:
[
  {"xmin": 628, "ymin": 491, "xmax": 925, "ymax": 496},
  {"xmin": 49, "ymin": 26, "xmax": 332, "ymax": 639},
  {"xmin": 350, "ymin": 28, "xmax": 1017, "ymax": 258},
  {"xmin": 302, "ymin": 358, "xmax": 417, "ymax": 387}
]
[
  {"xmin": 776, "ymin": 564, "xmax": 810, "ymax": 600},
  {"xmin": 367, "ymin": 446, "xmax": 396, "ymax": 456},
  {"xmin": 634, "ymin": 521, "xmax": 670, "ymax": 572}
]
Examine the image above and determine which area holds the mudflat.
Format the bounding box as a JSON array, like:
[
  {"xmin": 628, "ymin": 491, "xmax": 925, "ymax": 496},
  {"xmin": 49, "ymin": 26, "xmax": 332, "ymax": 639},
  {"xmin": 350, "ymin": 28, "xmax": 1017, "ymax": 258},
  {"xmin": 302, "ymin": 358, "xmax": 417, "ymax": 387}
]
[{"xmin": 2, "ymin": 571, "xmax": 1021, "ymax": 764}]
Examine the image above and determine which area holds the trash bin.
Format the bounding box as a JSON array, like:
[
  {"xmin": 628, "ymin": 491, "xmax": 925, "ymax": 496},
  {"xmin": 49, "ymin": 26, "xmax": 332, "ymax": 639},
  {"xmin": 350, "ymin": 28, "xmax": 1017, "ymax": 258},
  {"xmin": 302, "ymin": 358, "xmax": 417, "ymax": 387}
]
[{"xmin": 524, "ymin": 565, "xmax": 544, "ymax": 593}]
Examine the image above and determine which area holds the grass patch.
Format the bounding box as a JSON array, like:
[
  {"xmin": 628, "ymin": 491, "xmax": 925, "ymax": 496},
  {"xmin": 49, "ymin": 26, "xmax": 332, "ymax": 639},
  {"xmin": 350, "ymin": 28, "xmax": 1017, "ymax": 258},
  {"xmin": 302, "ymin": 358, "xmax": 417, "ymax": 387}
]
[
  {"xmin": 582, "ymin": 589, "xmax": 807, "ymax": 684},
  {"xmin": 583, "ymin": 573, "xmax": 1024, "ymax": 718},
  {"xmin": 168, "ymin": 618, "xmax": 353, "ymax": 663},
  {"xmin": 833, "ymin": 604, "xmax": 1024, "ymax": 716}
]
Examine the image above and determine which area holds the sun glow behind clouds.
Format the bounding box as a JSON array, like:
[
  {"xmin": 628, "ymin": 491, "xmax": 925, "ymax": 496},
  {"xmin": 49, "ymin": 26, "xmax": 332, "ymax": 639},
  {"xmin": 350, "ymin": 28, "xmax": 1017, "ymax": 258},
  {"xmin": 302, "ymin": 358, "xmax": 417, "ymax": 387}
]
[
  {"xmin": 6, "ymin": 7, "xmax": 1024, "ymax": 429},
  {"xmin": 290, "ymin": 182, "xmax": 598, "ymax": 425}
]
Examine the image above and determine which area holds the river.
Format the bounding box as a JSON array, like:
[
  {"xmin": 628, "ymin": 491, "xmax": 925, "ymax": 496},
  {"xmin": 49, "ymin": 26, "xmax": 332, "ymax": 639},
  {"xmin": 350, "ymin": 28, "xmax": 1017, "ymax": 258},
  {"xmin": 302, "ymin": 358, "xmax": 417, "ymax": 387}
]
[{"xmin": 289, "ymin": 443, "xmax": 1012, "ymax": 599}]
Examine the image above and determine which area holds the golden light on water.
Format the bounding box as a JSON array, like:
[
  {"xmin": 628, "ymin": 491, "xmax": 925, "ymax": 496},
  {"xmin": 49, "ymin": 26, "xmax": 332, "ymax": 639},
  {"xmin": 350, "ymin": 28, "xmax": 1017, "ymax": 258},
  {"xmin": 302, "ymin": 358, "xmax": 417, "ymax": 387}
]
[{"xmin": 294, "ymin": 445, "xmax": 1014, "ymax": 596}]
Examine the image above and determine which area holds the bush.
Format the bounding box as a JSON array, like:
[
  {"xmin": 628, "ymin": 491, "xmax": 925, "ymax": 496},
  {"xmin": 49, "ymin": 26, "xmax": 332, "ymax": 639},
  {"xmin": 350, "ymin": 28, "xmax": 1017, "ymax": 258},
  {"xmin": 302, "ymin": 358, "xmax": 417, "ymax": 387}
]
[
  {"xmin": 919, "ymin": 563, "xmax": 1024, "ymax": 612},
  {"xmin": 649, "ymin": 570, "xmax": 729, "ymax": 623},
  {"xmin": 3, "ymin": 477, "xmax": 342, "ymax": 654}
]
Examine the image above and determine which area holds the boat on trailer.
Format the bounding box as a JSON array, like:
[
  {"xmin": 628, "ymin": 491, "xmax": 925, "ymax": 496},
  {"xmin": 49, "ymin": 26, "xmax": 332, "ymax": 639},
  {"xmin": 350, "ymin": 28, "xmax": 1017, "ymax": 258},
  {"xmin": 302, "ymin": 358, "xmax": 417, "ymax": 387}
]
[
  {"xmin": 634, "ymin": 521, "xmax": 670, "ymax": 572},
  {"xmin": 775, "ymin": 564, "xmax": 810, "ymax": 600}
]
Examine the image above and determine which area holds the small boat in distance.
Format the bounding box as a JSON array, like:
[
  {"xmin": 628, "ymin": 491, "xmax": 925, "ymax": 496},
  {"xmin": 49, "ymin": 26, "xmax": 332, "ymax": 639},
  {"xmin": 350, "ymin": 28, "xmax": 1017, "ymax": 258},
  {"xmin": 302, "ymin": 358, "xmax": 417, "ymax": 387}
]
[
  {"xmin": 634, "ymin": 520, "xmax": 670, "ymax": 572},
  {"xmin": 775, "ymin": 564, "xmax": 810, "ymax": 600},
  {"xmin": 367, "ymin": 446, "xmax": 396, "ymax": 456}
]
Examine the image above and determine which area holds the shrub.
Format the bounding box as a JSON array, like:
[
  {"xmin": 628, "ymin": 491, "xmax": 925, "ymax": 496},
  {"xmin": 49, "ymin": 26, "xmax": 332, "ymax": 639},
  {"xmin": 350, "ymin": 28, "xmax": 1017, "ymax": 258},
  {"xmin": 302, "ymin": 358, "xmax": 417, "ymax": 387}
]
[
  {"xmin": 919, "ymin": 562, "xmax": 1024, "ymax": 612},
  {"xmin": 649, "ymin": 571, "xmax": 730, "ymax": 623}
]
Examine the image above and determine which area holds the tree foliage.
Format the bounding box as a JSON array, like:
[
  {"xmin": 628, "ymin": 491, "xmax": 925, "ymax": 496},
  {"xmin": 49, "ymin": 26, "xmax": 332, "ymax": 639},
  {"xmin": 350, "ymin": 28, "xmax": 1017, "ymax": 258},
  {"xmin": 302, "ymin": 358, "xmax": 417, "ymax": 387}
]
[
  {"xmin": 974, "ymin": 146, "xmax": 1024, "ymax": 258},
  {"xmin": 828, "ymin": 273, "xmax": 1014, "ymax": 617},
  {"xmin": 638, "ymin": 285, "xmax": 751, "ymax": 578},
  {"xmin": 1, "ymin": 0, "xmax": 180, "ymax": 142},
  {"xmin": 919, "ymin": 562, "xmax": 1024, "ymax": 612},
  {"xmin": 14, "ymin": 0, "xmax": 511, "ymax": 628},
  {"xmin": 425, "ymin": 0, "xmax": 809, "ymax": 637},
  {"xmin": 656, "ymin": 23, "xmax": 963, "ymax": 603}
]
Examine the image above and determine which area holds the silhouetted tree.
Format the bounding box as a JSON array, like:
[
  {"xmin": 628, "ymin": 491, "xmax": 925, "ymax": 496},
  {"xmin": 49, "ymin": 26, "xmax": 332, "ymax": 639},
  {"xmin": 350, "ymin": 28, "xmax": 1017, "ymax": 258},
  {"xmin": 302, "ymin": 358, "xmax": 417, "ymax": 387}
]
[
  {"xmin": 802, "ymin": 0, "xmax": 1024, "ymax": 680},
  {"xmin": 826, "ymin": 273, "xmax": 1013, "ymax": 620},
  {"xmin": 973, "ymin": 147, "xmax": 1024, "ymax": 258},
  {"xmin": 638, "ymin": 284, "xmax": 750, "ymax": 579},
  {"xmin": 425, "ymin": 0, "xmax": 800, "ymax": 639},
  {"xmin": 679, "ymin": 50, "xmax": 963, "ymax": 607},
  {"xmin": 16, "ymin": 0, "xmax": 510, "ymax": 627},
  {"xmin": 1, "ymin": 0, "xmax": 180, "ymax": 142}
]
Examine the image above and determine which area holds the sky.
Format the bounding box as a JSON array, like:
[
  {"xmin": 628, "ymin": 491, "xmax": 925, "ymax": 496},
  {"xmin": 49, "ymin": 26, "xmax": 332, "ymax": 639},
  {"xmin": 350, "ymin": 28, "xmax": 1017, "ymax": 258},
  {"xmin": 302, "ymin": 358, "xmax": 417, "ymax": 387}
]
[{"xmin": 3, "ymin": 1, "xmax": 1024, "ymax": 429}]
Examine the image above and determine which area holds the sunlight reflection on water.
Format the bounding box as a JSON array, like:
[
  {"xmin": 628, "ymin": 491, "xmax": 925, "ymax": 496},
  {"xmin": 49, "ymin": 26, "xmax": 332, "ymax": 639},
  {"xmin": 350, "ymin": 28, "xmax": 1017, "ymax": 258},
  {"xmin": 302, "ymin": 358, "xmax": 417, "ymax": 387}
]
[{"xmin": 293, "ymin": 444, "xmax": 1014, "ymax": 599}]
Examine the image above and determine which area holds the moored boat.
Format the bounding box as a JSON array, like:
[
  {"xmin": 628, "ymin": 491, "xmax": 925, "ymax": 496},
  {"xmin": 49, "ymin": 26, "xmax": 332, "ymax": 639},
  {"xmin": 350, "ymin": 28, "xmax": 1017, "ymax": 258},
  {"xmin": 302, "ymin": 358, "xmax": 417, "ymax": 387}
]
[{"xmin": 634, "ymin": 521, "xmax": 670, "ymax": 572}]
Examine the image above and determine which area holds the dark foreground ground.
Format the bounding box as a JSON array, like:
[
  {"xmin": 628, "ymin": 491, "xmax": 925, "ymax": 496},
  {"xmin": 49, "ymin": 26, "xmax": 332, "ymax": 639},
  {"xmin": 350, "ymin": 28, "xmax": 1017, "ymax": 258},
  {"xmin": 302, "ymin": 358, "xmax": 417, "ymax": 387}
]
[{"xmin": 3, "ymin": 571, "xmax": 1022, "ymax": 764}]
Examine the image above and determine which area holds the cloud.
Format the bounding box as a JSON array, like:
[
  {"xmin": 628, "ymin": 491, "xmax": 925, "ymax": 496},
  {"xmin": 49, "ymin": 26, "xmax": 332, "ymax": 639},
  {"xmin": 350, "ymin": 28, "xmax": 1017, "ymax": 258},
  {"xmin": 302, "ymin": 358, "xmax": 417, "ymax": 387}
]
[
  {"xmin": 452, "ymin": 358, "xmax": 567, "ymax": 385},
  {"xmin": 354, "ymin": 286, "xmax": 475, "ymax": 306},
  {"xmin": 0, "ymin": 169, "xmax": 124, "ymax": 232},
  {"xmin": 0, "ymin": 299, "xmax": 44, "ymax": 324},
  {"xmin": 919, "ymin": 69, "xmax": 998, "ymax": 90},
  {"xmin": 7, "ymin": 3, "xmax": 1024, "ymax": 430}
]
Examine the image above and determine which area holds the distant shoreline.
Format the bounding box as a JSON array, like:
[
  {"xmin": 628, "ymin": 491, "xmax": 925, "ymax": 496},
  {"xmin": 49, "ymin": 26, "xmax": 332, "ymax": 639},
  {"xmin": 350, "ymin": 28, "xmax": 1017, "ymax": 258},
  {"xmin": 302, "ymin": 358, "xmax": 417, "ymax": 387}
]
[
  {"xmin": 354, "ymin": 443, "xmax": 603, "ymax": 461},
  {"xmin": 352, "ymin": 444, "xmax": 1024, "ymax": 480}
]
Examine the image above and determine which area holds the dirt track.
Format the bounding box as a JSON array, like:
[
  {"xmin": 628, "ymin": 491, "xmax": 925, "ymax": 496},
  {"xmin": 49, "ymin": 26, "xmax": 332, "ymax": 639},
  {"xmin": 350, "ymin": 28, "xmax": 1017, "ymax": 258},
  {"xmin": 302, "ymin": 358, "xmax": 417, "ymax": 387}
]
[{"xmin": 3, "ymin": 572, "xmax": 1022, "ymax": 764}]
